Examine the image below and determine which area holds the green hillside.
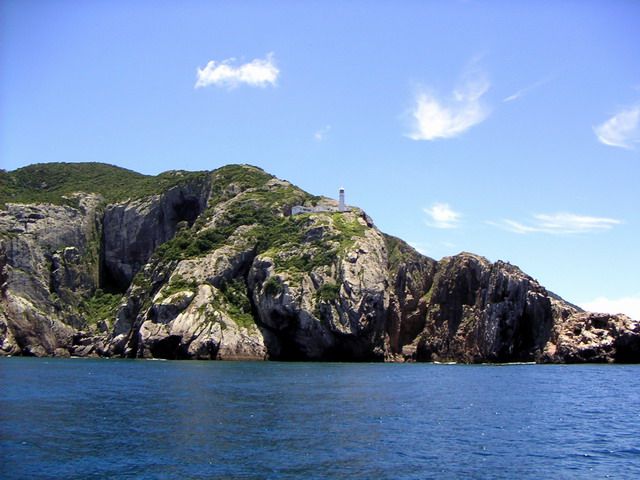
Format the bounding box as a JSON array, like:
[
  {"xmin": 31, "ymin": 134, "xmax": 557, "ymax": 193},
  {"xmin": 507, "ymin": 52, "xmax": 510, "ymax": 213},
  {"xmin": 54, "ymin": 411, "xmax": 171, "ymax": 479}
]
[{"xmin": 0, "ymin": 162, "xmax": 209, "ymax": 208}]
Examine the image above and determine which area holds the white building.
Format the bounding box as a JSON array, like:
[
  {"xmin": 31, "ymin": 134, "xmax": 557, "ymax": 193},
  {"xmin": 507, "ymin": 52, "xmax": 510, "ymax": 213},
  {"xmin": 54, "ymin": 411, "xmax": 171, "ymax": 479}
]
[
  {"xmin": 291, "ymin": 188, "xmax": 350, "ymax": 215},
  {"xmin": 291, "ymin": 205, "xmax": 325, "ymax": 215}
]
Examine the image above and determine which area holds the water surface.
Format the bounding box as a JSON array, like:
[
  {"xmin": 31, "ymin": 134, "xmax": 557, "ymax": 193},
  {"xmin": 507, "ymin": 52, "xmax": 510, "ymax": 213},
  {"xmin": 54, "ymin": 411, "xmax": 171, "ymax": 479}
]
[{"xmin": 1, "ymin": 358, "xmax": 639, "ymax": 479}]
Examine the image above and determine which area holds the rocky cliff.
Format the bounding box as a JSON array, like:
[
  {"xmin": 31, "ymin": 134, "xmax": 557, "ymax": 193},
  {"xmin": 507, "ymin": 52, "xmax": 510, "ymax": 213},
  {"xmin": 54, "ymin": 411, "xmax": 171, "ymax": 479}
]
[{"xmin": 1, "ymin": 162, "xmax": 638, "ymax": 362}]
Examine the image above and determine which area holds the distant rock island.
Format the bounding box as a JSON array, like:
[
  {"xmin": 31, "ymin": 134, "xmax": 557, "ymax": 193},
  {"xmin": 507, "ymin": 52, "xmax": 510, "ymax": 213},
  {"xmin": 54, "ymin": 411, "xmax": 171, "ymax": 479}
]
[{"xmin": 1, "ymin": 162, "xmax": 638, "ymax": 362}]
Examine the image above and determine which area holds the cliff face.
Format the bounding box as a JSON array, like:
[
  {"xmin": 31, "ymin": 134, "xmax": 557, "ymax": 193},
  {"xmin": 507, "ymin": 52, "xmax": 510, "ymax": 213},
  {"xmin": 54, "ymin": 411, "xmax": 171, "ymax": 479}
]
[
  {"xmin": 0, "ymin": 195, "xmax": 102, "ymax": 356},
  {"xmin": 1, "ymin": 163, "xmax": 638, "ymax": 362},
  {"xmin": 415, "ymin": 254, "xmax": 557, "ymax": 363},
  {"xmin": 102, "ymin": 178, "xmax": 210, "ymax": 291}
]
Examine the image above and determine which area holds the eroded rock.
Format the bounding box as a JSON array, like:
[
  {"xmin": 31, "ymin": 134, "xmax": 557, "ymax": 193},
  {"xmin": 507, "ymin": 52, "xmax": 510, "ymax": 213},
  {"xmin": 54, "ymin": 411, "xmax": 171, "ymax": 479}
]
[{"xmin": 1, "ymin": 164, "xmax": 636, "ymax": 363}]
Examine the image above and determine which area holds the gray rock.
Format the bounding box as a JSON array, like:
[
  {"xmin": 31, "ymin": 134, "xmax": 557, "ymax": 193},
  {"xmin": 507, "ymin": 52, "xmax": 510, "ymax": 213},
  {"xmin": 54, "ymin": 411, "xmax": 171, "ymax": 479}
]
[
  {"xmin": 102, "ymin": 182, "xmax": 209, "ymax": 290},
  {"xmin": 1, "ymin": 164, "xmax": 637, "ymax": 363}
]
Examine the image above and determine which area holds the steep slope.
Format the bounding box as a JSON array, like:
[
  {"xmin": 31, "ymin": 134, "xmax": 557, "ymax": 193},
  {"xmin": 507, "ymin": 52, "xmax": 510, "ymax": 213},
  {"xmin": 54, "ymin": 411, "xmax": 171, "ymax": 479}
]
[
  {"xmin": 0, "ymin": 194, "xmax": 104, "ymax": 356},
  {"xmin": 107, "ymin": 166, "xmax": 389, "ymax": 360},
  {"xmin": 1, "ymin": 162, "xmax": 638, "ymax": 362}
]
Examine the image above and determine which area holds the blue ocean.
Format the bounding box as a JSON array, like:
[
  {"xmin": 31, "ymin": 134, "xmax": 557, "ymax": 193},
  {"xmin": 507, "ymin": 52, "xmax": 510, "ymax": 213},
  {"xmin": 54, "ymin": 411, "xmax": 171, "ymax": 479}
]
[{"xmin": 1, "ymin": 358, "xmax": 639, "ymax": 479}]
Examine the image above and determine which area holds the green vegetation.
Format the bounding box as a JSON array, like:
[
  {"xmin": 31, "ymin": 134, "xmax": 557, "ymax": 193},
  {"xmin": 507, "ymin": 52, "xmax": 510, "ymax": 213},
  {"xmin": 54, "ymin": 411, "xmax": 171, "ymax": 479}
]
[
  {"xmin": 384, "ymin": 234, "xmax": 420, "ymax": 272},
  {"xmin": 315, "ymin": 282, "xmax": 340, "ymax": 303},
  {"xmin": 263, "ymin": 276, "xmax": 283, "ymax": 296},
  {"xmin": 208, "ymin": 164, "xmax": 274, "ymax": 204},
  {"xmin": 330, "ymin": 212, "xmax": 366, "ymax": 250},
  {"xmin": 159, "ymin": 275, "xmax": 197, "ymax": 300},
  {"xmin": 201, "ymin": 307, "xmax": 227, "ymax": 330},
  {"xmin": 155, "ymin": 178, "xmax": 318, "ymax": 264},
  {"xmin": 192, "ymin": 164, "xmax": 276, "ymax": 230},
  {"xmin": 81, "ymin": 289, "xmax": 122, "ymax": 325},
  {"xmin": 0, "ymin": 162, "xmax": 211, "ymax": 208},
  {"xmin": 232, "ymin": 311, "xmax": 256, "ymax": 330},
  {"xmin": 154, "ymin": 229, "xmax": 209, "ymax": 262},
  {"xmin": 256, "ymin": 212, "xmax": 364, "ymax": 275},
  {"xmin": 153, "ymin": 273, "xmax": 256, "ymax": 330},
  {"xmin": 194, "ymin": 277, "xmax": 256, "ymax": 329},
  {"xmin": 156, "ymin": 166, "xmax": 314, "ymax": 263},
  {"xmin": 272, "ymin": 246, "xmax": 337, "ymax": 274},
  {"xmin": 267, "ymin": 214, "xmax": 365, "ymax": 274},
  {"xmin": 4, "ymin": 162, "xmax": 369, "ymax": 277},
  {"xmin": 131, "ymin": 269, "xmax": 153, "ymax": 292},
  {"xmin": 219, "ymin": 277, "xmax": 255, "ymax": 328},
  {"xmin": 421, "ymin": 286, "xmax": 435, "ymax": 305}
]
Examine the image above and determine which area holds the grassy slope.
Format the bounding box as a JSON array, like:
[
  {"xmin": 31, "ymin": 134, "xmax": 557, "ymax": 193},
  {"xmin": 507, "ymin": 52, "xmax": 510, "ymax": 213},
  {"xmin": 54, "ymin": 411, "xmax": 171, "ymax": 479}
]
[
  {"xmin": 0, "ymin": 162, "xmax": 209, "ymax": 207},
  {"xmin": 2, "ymin": 161, "xmax": 371, "ymax": 274},
  {"xmin": 154, "ymin": 165, "xmax": 368, "ymax": 274}
]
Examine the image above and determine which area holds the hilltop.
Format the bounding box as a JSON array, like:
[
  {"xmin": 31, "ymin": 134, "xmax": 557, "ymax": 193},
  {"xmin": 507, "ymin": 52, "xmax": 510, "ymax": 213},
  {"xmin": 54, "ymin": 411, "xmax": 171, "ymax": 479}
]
[
  {"xmin": 0, "ymin": 162, "xmax": 209, "ymax": 207},
  {"xmin": 1, "ymin": 163, "xmax": 638, "ymax": 362}
]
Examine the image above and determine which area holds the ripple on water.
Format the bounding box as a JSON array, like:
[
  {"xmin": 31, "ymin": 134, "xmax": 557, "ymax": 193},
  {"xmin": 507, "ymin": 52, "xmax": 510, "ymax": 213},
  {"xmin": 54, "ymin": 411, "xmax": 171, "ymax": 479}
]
[{"xmin": 1, "ymin": 359, "xmax": 640, "ymax": 479}]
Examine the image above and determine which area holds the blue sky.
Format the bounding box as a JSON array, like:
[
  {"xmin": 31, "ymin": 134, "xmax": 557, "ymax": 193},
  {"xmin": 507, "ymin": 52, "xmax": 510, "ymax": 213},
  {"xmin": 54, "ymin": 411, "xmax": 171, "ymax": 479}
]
[{"xmin": 2, "ymin": 0, "xmax": 639, "ymax": 318}]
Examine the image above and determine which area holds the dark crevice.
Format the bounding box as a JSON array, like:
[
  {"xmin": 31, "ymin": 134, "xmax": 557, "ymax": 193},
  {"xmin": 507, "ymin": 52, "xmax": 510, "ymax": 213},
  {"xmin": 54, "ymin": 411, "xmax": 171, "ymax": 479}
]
[
  {"xmin": 615, "ymin": 335, "xmax": 640, "ymax": 363},
  {"xmin": 100, "ymin": 262, "xmax": 126, "ymax": 294},
  {"xmin": 172, "ymin": 196, "xmax": 201, "ymax": 226},
  {"xmin": 242, "ymin": 254, "xmax": 301, "ymax": 361},
  {"xmin": 47, "ymin": 253, "xmax": 56, "ymax": 294},
  {"xmin": 149, "ymin": 335, "xmax": 182, "ymax": 360},
  {"xmin": 99, "ymin": 209, "xmax": 128, "ymax": 294},
  {"xmin": 100, "ymin": 186, "xmax": 208, "ymax": 295}
]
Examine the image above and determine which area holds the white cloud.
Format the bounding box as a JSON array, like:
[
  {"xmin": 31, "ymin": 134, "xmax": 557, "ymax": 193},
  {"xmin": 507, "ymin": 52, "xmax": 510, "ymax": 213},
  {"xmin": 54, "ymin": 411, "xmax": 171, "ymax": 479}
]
[
  {"xmin": 424, "ymin": 203, "xmax": 461, "ymax": 229},
  {"xmin": 593, "ymin": 105, "xmax": 640, "ymax": 149},
  {"xmin": 503, "ymin": 76, "xmax": 552, "ymax": 103},
  {"xmin": 407, "ymin": 69, "xmax": 490, "ymax": 140},
  {"xmin": 488, "ymin": 212, "xmax": 621, "ymax": 235},
  {"xmin": 195, "ymin": 53, "xmax": 279, "ymax": 89},
  {"xmin": 313, "ymin": 125, "xmax": 331, "ymax": 142},
  {"xmin": 582, "ymin": 295, "xmax": 640, "ymax": 320}
]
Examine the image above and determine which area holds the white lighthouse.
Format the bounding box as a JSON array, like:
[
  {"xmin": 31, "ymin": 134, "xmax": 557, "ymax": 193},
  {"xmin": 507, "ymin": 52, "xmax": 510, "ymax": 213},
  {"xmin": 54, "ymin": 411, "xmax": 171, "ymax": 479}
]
[{"xmin": 290, "ymin": 187, "xmax": 349, "ymax": 216}]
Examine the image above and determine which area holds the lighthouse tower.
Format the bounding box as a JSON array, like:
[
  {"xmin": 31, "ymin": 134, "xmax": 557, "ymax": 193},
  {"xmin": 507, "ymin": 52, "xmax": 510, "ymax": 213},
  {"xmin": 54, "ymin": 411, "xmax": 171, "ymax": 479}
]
[{"xmin": 338, "ymin": 187, "xmax": 346, "ymax": 212}]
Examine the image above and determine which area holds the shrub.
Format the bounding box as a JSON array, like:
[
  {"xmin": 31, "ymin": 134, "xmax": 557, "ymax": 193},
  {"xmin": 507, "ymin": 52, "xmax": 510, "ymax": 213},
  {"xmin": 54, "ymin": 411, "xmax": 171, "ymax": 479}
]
[
  {"xmin": 219, "ymin": 278, "xmax": 255, "ymax": 328},
  {"xmin": 316, "ymin": 282, "xmax": 340, "ymax": 303},
  {"xmin": 263, "ymin": 277, "xmax": 283, "ymax": 296},
  {"xmin": 81, "ymin": 289, "xmax": 123, "ymax": 324}
]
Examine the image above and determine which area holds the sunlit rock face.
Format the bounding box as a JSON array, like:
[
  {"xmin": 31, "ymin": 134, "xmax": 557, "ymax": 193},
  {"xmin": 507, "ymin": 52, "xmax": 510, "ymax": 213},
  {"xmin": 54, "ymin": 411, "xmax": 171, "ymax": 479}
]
[{"xmin": 1, "ymin": 163, "xmax": 637, "ymax": 362}]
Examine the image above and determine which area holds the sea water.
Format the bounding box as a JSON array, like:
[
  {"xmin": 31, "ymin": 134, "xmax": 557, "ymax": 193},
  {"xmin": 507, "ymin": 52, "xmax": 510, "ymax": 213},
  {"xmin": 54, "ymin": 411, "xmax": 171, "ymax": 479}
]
[{"xmin": 1, "ymin": 358, "xmax": 639, "ymax": 479}]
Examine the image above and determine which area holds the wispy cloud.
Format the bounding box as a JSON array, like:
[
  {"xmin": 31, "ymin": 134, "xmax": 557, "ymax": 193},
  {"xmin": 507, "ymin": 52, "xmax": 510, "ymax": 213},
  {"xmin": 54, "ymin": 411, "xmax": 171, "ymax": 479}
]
[
  {"xmin": 313, "ymin": 125, "xmax": 331, "ymax": 142},
  {"xmin": 424, "ymin": 203, "xmax": 461, "ymax": 229},
  {"xmin": 593, "ymin": 105, "xmax": 640, "ymax": 149},
  {"xmin": 582, "ymin": 294, "xmax": 640, "ymax": 320},
  {"xmin": 503, "ymin": 76, "xmax": 552, "ymax": 103},
  {"xmin": 195, "ymin": 53, "xmax": 279, "ymax": 89},
  {"xmin": 488, "ymin": 212, "xmax": 621, "ymax": 235},
  {"xmin": 407, "ymin": 67, "xmax": 490, "ymax": 140}
]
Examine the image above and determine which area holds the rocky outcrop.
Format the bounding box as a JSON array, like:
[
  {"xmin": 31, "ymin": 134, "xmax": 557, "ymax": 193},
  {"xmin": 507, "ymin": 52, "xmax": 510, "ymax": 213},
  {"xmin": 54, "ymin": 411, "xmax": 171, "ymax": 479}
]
[
  {"xmin": 102, "ymin": 179, "xmax": 210, "ymax": 291},
  {"xmin": 249, "ymin": 215, "xmax": 390, "ymax": 361},
  {"xmin": 109, "ymin": 225, "xmax": 268, "ymax": 361},
  {"xmin": 0, "ymin": 195, "xmax": 102, "ymax": 356},
  {"xmin": 1, "ymin": 163, "xmax": 637, "ymax": 362},
  {"xmin": 385, "ymin": 235, "xmax": 438, "ymax": 360},
  {"xmin": 409, "ymin": 254, "xmax": 558, "ymax": 363},
  {"xmin": 543, "ymin": 311, "xmax": 640, "ymax": 363}
]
